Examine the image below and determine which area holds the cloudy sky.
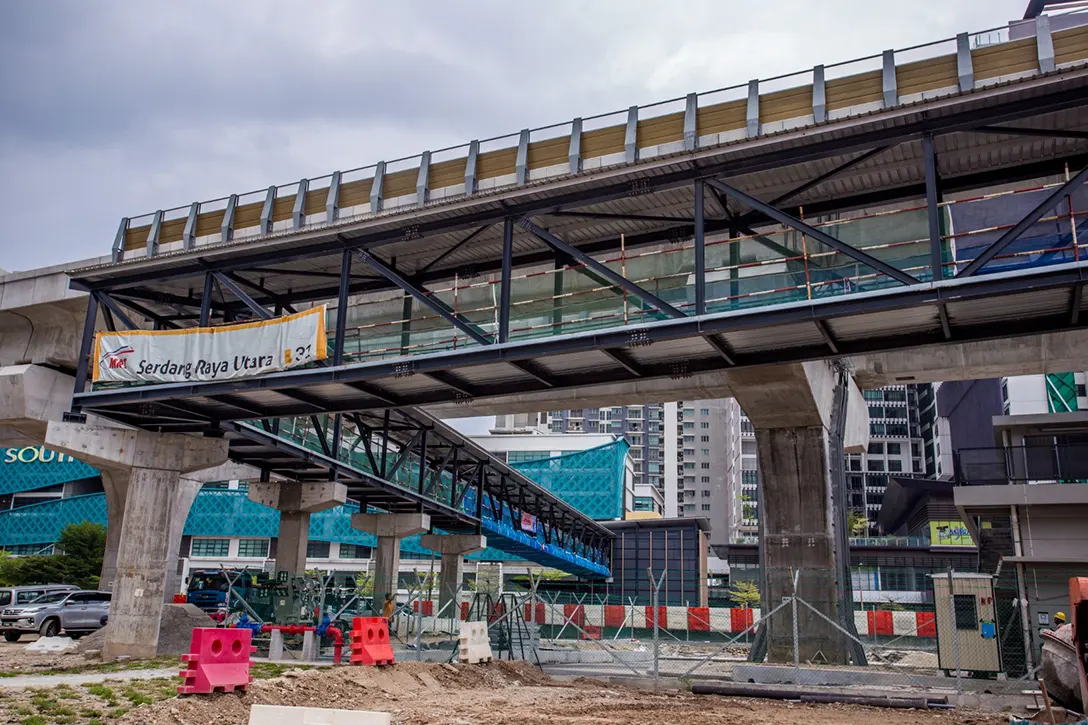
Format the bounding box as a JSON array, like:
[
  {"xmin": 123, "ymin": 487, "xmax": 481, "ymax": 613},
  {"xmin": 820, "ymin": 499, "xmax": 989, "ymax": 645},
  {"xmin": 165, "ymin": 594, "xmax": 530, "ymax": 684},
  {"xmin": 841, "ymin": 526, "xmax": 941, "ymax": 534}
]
[{"xmin": 0, "ymin": 0, "xmax": 1029, "ymax": 434}]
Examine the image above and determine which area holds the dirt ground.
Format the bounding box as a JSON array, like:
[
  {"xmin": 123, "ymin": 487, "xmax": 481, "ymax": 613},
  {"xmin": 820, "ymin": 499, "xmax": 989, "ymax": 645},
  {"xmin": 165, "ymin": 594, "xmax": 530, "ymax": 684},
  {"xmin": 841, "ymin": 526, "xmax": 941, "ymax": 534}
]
[{"xmin": 112, "ymin": 661, "xmax": 1004, "ymax": 725}]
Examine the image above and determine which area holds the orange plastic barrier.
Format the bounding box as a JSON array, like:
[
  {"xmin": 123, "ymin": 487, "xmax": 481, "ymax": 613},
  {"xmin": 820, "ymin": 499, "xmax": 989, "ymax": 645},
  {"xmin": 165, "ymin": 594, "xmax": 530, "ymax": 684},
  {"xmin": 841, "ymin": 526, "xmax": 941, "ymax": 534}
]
[{"xmin": 349, "ymin": 616, "xmax": 395, "ymax": 666}]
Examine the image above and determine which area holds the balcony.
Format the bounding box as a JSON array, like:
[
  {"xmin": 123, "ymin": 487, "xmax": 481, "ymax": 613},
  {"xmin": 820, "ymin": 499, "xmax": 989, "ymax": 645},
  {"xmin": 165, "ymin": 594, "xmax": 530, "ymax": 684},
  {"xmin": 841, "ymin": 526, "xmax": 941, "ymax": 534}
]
[{"xmin": 955, "ymin": 444, "xmax": 1088, "ymax": 485}]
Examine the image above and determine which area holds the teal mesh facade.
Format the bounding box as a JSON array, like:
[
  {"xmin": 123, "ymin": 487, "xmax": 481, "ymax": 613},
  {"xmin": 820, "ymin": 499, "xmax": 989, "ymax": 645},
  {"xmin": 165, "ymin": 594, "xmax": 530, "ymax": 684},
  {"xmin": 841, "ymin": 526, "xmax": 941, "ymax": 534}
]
[
  {"xmin": 0, "ymin": 447, "xmax": 99, "ymax": 495},
  {"xmin": 510, "ymin": 439, "xmax": 630, "ymax": 521}
]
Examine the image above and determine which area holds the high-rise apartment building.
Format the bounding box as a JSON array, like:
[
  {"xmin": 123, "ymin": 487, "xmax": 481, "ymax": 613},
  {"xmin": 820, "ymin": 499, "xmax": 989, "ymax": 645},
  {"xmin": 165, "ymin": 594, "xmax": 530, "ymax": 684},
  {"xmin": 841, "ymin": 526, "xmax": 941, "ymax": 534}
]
[{"xmin": 547, "ymin": 404, "xmax": 667, "ymax": 490}]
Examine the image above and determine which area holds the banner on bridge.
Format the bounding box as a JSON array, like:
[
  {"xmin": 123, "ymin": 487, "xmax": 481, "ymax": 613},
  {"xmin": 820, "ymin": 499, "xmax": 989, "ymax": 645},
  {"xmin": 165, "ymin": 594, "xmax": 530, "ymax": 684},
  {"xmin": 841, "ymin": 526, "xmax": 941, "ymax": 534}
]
[{"xmin": 92, "ymin": 306, "xmax": 327, "ymax": 384}]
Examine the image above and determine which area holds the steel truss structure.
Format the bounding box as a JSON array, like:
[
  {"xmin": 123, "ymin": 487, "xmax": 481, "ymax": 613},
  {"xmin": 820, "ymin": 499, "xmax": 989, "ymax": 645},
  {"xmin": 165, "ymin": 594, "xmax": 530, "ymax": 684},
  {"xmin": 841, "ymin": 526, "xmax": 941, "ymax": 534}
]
[{"xmin": 61, "ymin": 44, "xmax": 1088, "ymax": 576}]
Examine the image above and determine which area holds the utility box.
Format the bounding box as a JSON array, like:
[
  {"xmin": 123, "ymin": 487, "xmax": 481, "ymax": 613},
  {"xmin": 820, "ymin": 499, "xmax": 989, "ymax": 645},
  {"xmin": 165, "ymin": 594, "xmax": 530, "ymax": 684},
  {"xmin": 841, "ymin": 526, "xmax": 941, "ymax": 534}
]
[{"xmin": 931, "ymin": 573, "xmax": 1002, "ymax": 675}]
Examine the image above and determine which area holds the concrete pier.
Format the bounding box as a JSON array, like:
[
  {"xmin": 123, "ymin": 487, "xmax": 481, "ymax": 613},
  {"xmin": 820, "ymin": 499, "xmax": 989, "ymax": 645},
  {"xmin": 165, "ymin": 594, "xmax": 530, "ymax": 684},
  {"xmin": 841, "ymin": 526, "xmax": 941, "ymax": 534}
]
[
  {"xmin": 729, "ymin": 361, "xmax": 868, "ymax": 664},
  {"xmin": 248, "ymin": 481, "xmax": 347, "ymax": 576},
  {"xmin": 419, "ymin": 533, "xmax": 486, "ymax": 616},
  {"xmin": 44, "ymin": 422, "xmax": 230, "ymax": 660},
  {"xmin": 351, "ymin": 512, "xmax": 430, "ymax": 613}
]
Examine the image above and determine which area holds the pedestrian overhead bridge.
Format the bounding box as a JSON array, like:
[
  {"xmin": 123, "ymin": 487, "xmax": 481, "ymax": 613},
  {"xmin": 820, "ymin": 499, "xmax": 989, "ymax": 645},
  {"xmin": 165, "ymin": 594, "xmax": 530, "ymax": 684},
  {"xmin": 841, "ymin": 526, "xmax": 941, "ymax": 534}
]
[{"xmin": 59, "ymin": 11, "xmax": 1088, "ymax": 575}]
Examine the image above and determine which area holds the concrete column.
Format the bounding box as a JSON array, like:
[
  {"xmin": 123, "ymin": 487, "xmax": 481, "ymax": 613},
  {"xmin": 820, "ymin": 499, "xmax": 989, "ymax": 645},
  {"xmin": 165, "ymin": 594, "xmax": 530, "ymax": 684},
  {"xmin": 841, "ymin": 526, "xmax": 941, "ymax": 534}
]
[
  {"xmin": 248, "ymin": 481, "xmax": 347, "ymax": 576},
  {"xmin": 44, "ymin": 421, "xmax": 230, "ymax": 660},
  {"xmin": 351, "ymin": 512, "xmax": 430, "ymax": 613},
  {"xmin": 419, "ymin": 533, "xmax": 486, "ymax": 616},
  {"xmin": 729, "ymin": 361, "xmax": 868, "ymax": 665}
]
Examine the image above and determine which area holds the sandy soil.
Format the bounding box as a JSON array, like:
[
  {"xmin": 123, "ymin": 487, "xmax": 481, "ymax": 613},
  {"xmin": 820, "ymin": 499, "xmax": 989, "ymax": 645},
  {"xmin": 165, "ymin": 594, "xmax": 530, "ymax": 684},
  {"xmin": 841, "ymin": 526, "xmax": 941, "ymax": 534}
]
[{"xmin": 119, "ymin": 661, "xmax": 1004, "ymax": 725}]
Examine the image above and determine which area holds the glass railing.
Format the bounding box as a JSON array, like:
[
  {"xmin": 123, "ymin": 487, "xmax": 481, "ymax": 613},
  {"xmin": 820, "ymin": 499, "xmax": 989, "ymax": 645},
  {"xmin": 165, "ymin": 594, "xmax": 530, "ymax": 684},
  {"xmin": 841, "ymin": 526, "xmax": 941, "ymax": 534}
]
[{"xmin": 956, "ymin": 444, "xmax": 1088, "ymax": 485}]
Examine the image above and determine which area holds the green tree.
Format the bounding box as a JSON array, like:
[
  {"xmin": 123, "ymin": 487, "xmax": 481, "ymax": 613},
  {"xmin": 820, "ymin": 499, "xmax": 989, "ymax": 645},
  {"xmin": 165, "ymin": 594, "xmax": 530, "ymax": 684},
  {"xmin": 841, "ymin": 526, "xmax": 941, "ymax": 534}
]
[
  {"xmin": 730, "ymin": 580, "xmax": 761, "ymax": 608},
  {"xmin": 57, "ymin": 522, "xmax": 107, "ymax": 589},
  {"xmin": 847, "ymin": 511, "xmax": 869, "ymax": 537}
]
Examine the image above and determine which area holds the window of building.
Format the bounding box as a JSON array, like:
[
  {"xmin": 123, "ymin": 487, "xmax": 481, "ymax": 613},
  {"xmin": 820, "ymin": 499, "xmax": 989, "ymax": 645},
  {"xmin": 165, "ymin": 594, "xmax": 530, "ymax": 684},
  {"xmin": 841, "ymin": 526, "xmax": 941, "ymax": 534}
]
[
  {"xmin": 700, "ymin": 408, "xmax": 709, "ymax": 415},
  {"xmin": 870, "ymin": 423, "xmax": 886, "ymax": 435},
  {"xmin": 627, "ymin": 407, "xmax": 643, "ymax": 419},
  {"xmin": 238, "ymin": 538, "xmax": 270, "ymax": 558},
  {"xmin": 507, "ymin": 450, "xmax": 543, "ymax": 463},
  {"xmin": 884, "ymin": 389, "xmax": 906, "ymax": 402},
  {"xmin": 867, "ymin": 442, "xmax": 884, "ymax": 455},
  {"xmin": 633, "ymin": 497, "xmax": 656, "ymax": 511},
  {"xmin": 683, "ymin": 435, "xmax": 694, "ymax": 443},
  {"xmin": 684, "ymin": 462, "xmax": 696, "ymax": 470},
  {"xmin": 869, "ymin": 406, "xmax": 884, "ymax": 418},
  {"xmin": 849, "ymin": 458, "xmax": 862, "ymax": 472},
  {"xmin": 953, "ymin": 595, "xmax": 978, "ymax": 629},
  {"xmin": 701, "ymin": 476, "xmax": 710, "ymax": 483},
  {"xmin": 887, "ymin": 459, "xmax": 903, "ymax": 472},
  {"xmin": 886, "ymin": 442, "xmax": 901, "ymax": 455},
  {"xmin": 701, "ymin": 448, "xmax": 710, "ymax": 456},
  {"xmin": 701, "ymin": 504, "xmax": 711, "ymax": 511},
  {"xmin": 701, "ymin": 435, "xmax": 709, "ymax": 443},
  {"xmin": 338, "ymin": 544, "xmax": 372, "ymax": 559},
  {"xmin": 683, "ymin": 408, "xmax": 694, "ymax": 417},
  {"xmin": 741, "ymin": 440, "xmax": 756, "ymax": 455},
  {"xmin": 741, "ymin": 471, "xmax": 757, "ymax": 485},
  {"xmin": 307, "ymin": 541, "xmax": 331, "ymax": 558},
  {"xmin": 683, "ymin": 448, "xmax": 695, "ymax": 456},
  {"xmin": 868, "ymin": 459, "xmax": 885, "ymax": 472},
  {"xmin": 700, "ymin": 422, "xmax": 710, "ymax": 429},
  {"xmin": 700, "ymin": 462, "xmax": 710, "ymax": 469},
  {"xmin": 702, "ymin": 490, "xmax": 711, "ymax": 497},
  {"xmin": 191, "ymin": 538, "xmax": 230, "ymax": 557},
  {"xmin": 683, "ymin": 422, "xmax": 695, "ymax": 430}
]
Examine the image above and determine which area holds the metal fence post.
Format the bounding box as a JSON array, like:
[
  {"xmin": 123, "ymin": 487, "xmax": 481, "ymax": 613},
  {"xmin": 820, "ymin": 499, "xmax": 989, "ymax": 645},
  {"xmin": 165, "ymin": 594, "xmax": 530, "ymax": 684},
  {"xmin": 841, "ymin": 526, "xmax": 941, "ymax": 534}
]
[
  {"xmin": 647, "ymin": 567, "xmax": 666, "ymax": 680},
  {"xmin": 791, "ymin": 568, "xmax": 800, "ymax": 670},
  {"xmin": 947, "ymin": 568, "xmax": 962, "ymax": 692}
]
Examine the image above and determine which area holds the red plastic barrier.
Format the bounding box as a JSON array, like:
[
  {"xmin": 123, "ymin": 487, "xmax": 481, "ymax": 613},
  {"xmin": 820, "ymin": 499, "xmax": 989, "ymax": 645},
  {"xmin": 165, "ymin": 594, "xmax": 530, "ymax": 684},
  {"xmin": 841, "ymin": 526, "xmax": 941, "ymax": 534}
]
[
  {"xmin": 868, "ymin": 610, "xmax": 894, "ymax": 636},
  {"xmin": 173, "ymin": 594, "xmax": 187, "ymax": 604},
  {"xmin": 604, "ymin": 605, "xmax": 626, "ymax": 629},
  {"xmin": 688, "ymin": 607, "xmax": 711, "ymax": 632},
  {"xmin": 178, "ymin": 627, "xmax": 254, "ymax": 695},
  {"xmin": 460, "ymin": 602, "xmax": 469, "ymax": 621},
  {"xmin": 730, "ymin": 608, "xmax": 755, "ymax": 633},
  {"xmin": 412, "ymin": 601, "xmax": 434, "ymax": 616},
  {"xmin": 564, "ymin": 604, "xmax": 585, "ymax": 628},
  {"xmin": 916, "ymin": 611, "xmax": 937, "ymax": 637},
  {"xmin": 645, "ymin": 606, "xmax": 667, "ymax": 630},
  {"xmin": 349, "ymin": 616, "xmax": 395, "ymax": 666},
  {"xmin": 580, "ymin": 624, "xmax": 601, "ymax": 640}
]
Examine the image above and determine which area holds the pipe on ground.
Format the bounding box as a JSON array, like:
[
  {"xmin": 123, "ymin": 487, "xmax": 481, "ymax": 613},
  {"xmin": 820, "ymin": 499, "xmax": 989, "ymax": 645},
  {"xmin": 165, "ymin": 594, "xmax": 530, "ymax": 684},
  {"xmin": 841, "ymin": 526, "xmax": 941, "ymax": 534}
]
[{"xmin": 690, "ymin": 682, "xmax": 948, "ymax": 710}]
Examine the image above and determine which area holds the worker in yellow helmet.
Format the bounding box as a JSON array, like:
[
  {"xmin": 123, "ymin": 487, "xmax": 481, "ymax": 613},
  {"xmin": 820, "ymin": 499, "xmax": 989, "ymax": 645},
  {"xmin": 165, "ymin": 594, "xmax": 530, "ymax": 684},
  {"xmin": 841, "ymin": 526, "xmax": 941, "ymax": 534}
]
[{"xmin": 1053, "ymin": 611, "xmax": 1066, "ymax": 627}]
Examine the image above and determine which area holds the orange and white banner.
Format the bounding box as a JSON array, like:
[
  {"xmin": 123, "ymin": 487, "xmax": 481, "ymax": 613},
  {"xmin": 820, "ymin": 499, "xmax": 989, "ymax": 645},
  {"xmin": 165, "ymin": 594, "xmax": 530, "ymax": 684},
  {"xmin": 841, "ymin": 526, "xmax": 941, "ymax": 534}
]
[{"xmin": 92, "ymin": 306, "xmax": 327, "ymax": 383}]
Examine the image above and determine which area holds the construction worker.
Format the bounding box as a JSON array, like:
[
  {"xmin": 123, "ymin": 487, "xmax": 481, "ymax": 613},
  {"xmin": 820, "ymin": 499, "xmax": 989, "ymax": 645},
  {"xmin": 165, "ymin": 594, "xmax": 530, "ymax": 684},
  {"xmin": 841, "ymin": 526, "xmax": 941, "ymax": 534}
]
[
  {"xmin": 1053, "ymin": 611, "xmax": 1067, "ymax": 628},
  {"xmin": 382, "ymin": 594, "xmax": 396, "ymax": 624}
]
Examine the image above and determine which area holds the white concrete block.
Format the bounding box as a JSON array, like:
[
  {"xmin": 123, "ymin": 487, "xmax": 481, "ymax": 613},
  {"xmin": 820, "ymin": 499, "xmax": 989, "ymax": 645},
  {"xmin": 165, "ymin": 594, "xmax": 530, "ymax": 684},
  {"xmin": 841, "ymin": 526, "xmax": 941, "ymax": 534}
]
[
  {"xmin": 599, "ymin": 152, "xmax": 626, "ymax": 168},
  {"xmin": 720, "ymin": 128, "xmax": 747, "ymax": 144},
  {"xmin": 301, "ymin": 630, "xmax": 319, "ymax": 661},
  {"xmin": 25, "ymin": 636, "xmax": 77, "ymax": 652},
  {"xmin": 639, "ymin": 144, "xmax": 660, "ymax": 159},
  {"xmin": 249, "ymin": 705, "xmax": 391, "ymax": 725},
  {"xmin": 657, "ymin": 140, "xmax": 686, "ymax": 156},
  {"xmin": 697, "ymin": 133, "xmax": 720, "ymax": 148},
  {"xmin": 458, "ymin": 621, "xmax": 493, "ymax": 664},
  {"xmin": 269, "ymin": 629, "xmax": 285, "ymax": 661},
  {"xmin": 582, "ymin": 156, "xmax": 603, "ymax": 171},
  {"xmin": 893, "ymin": 610, "xmax": 917, "ymax": 635},
  {"xmin": 584, "ymin": 605, "xmax": 603, "ymax": 627},
  {"xmin": 854, "ymin": 610, "xmax": 869, "ymax": 635},
  {"xmin": 828, "ymin": 101, "xmax": 882, "ymax": 121}
]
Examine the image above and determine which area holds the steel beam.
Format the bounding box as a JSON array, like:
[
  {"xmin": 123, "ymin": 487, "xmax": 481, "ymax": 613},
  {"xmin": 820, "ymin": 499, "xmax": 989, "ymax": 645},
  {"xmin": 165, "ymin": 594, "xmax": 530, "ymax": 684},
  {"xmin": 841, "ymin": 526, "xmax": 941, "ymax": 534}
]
[
  {"xmin": 221, "ymin": 194, "xmax": 238, "ymax": 243},
  {"xmin": 957, "ymin": 163, "xmax": 1088, "ymax": 277},
  {"xmin": 146, "ymin": 210, "xmax": 163, "ymax": 257},
  {"xmin": 326, "ymin": 171, "xmax": 341, "ymax": 224},
  {"xmin": 112, "ymin": 217, "xmax": 130, "ymax": 263},
  {"xmin": 746, "ymin": 80, "xmax": 760, "ymax": 137},
  {"xmin": 261, "ymin": 185, "xmax": 277, "ymax": 234},
  {"xmin": 385, "ymin": 429, "xmax": 423, "ymax": 480},
  {"xmin": 684, "ymin": 93, "xmax": 698, "ymax": 150},
  {"xmin": 293, "ymin": 179, "xmax": 309, "ymax": 230},
  {"xmin": 1036, "ymin": 14, "xmax": 1055, "ymax": 74},
  {"xmin": 356, "ymin": 250, "xmax": 492, "ymax": 345},
  {"xmin": 499, "ymin": 217, "xmax": 513, "ymax": 343},
  {"xmin": 521, "ymin": 218, "xmax": 686, "ymax": 318},
  {"xmin": 956, "ymin": 33, "xmax": 974, "ymax": 92},
  {"xmin": 694, "ymin": 179, "xmax": 706, "ymax": 315},
  {"xmin": 569, "ymin": 117, "xmax": 582, "ymax": 174},
  {"xmin": 213, "ymin": 271, "xmax": 273, "ymax": 320},
  {"xmin": 417, "ymin": 224, "xmax": 490, "ymax": 276},
  {"xmin": 182, "ymin": 203, "xmax": 200, "ymax": 250},
  {"xmin": 370, "ymin": 161, "xmax": 385, "ymax": 213},
  {"xmin": 601, "ymin": 348, "xmax": 644, "ymax": 377},
  {"xmin": 922, "ymin": 133, "xmax": 944, "ymax": 281},
  {"xmin": 705, "ymin": 178, "xmax": 919, "ymax": 285},
  {"xmin": 95, "ymin": 292, "xmax": 139, "ymax": 330},
  {"xmin": 465, "ymin": 140, "xmax": 479, "ymax": 194},
  {"xmin": 416, "ymin": 151, "xmax": 431, "ymax": 205},
  {"xmin": 199, "ymin": 272, "xmax": 215, "ymax": 327},
  {"xmin": 624, "ymin": 106, "xmax": 638, "ymax": 164},
  {"xmin": 516, "ymin": 129, "xmax": 530, "ymax": 185},
  {"xmin": 1072, "ymin": 283, "xmax": 1084, "ymax": 325},
  {"xmin": 424, "ymin": 370, "xmax": 478, "ymax": 397},
  {"xmin": 67, "ymin": 295, "xmax": 99, "ymax": 416},
  {"xmin": 812, "ymin": 65, "xmax": 826, "ymax": 123},
  {"xmin": 973, "ymin": 125, "xmax": 1088, "ymax": 141},
  {"xmin": 334, "ymin": 249, "xmax": 352, "ymax": 365},
  {"xmin": 882, "ymin": 50, "xmax": 897, "ymax": 107}
]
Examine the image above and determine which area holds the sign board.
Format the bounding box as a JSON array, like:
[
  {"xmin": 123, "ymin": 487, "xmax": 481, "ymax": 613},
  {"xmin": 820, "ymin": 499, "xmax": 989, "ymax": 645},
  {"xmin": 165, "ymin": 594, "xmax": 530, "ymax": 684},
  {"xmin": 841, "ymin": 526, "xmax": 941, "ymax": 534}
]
[
  {"xmin": 519, "ymin": 511, "xmax": 537, "ymax": 534},
  {"xmin": 92, "ymin": 306, "xmax": 327, "ymax": 384},
  {"xmin": 930, "ymin": 520, "xmax": 974, "ymax": 547}
]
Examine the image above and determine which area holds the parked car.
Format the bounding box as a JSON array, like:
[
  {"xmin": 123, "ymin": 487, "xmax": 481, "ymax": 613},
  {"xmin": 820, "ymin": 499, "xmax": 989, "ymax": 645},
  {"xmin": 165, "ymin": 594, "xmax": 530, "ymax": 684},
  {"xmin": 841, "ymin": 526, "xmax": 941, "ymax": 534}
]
[
  {"xmin": 0, "ymin": 590, "xmax": 111, "ymax": 641},
  {"xmin": 0, "ymin": 585, "xmax": 79, "ymax": 612}
]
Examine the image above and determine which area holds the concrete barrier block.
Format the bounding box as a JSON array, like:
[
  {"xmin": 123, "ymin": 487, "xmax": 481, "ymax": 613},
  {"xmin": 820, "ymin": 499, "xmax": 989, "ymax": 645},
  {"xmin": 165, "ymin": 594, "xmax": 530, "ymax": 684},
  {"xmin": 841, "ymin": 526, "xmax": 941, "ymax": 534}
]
[
  {"xmin": 458, "ymin": 621, "xmax": 493, "ymax": 664},
  {"xmin": 249, "ymin": 704, "xmax": 391, "ymax": 725}
]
